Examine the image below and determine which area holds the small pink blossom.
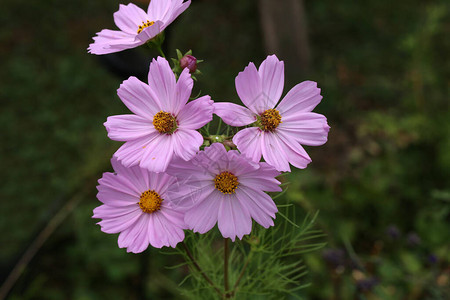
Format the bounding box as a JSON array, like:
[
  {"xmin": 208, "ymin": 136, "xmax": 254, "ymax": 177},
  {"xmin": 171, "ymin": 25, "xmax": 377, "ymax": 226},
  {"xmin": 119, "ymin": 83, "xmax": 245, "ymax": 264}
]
[
  {"xmin": 214, "ymin": 54, "xmax": 330, "ymax": 172},
  {"xmin": 93, "ymin": 159, "xmax": 186, "ymax": 253},
  {"xmin": 105, "ymin": 56, "xmax": 213, "ymax": 173},
  {"xmin": 166, "ymin": 143, "xmax": 281, "ymax": 242},
  {"xmin": 88, "ymin": 0, "xmax": 191, "ymax": 55}
]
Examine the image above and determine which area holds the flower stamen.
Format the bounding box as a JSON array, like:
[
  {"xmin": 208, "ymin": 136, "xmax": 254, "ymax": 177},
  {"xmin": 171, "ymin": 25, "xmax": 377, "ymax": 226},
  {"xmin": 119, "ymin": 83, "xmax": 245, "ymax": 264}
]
[
  {"xmin": 137, "ymin": 20, "xmax": 155, "ymax": 34},
  {"xmin": 138, "ymin": 190, "xmax": 163, "ymax": 213},
  {"xmin": 259, "ymin": 108, "xmax": 282, "ymax": 132},
  {"xmin": 153, "ymin": 111, "xmax": 177, "ymax": 134},
  {"xmin": 214, "ymin": 171, "xmax": 239, "ymax": 194}
]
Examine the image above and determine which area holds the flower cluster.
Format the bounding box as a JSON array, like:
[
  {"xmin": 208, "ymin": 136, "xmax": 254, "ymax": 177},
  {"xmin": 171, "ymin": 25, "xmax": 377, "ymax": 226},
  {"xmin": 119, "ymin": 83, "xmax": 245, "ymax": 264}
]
[{"xmin": 90, "ymin": 0, "xmax": 329, "ymax": 253}]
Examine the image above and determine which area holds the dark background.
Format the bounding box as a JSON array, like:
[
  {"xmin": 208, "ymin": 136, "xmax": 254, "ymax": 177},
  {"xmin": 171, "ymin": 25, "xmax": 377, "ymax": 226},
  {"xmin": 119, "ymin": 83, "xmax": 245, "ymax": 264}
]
[{"xmin": 0, "ymin": 0, "xmax": 449, "ymax": 299}]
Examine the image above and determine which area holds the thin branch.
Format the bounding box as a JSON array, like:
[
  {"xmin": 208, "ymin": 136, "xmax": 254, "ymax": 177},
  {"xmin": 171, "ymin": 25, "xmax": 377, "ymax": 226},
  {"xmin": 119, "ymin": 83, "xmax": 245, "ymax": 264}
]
[
  {"xmin": 181, "ymin": 242, "xmax": 222, "ymax": 297},
  {"xmin": 231, "ymin": 251, "xmax": 253, "ymax": 296},
  {"xmin": 224, "ymin": 238, "xmax": 231, "ymax": 298}
]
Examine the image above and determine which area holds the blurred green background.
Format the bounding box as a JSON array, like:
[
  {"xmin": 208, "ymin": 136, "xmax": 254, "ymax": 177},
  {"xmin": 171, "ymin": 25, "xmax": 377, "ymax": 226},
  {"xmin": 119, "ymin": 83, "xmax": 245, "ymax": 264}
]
[{"xmin": 0, "ymin": 0, "xmax": 449, "ymax": 299}]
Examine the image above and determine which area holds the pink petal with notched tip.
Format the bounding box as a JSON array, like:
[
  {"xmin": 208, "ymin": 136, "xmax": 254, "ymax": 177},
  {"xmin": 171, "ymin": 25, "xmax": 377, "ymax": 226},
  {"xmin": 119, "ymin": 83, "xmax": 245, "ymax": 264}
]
[
  {"xmin": 104, "ymin": 114, "xmax": 155, "ymax": 142},
  {"xmin": 258, "ymin": 54, "xmax": 285, "ymax": 108},
  {"xmin": 114, "ymin": 134, "xmax": 160, "ymax": 168},
  {"xmin": 177, "ymin": 95, "xmax": 214, "ymax": 129},
  {"xmin": 117, "ymin": 76, "xmax": 162, "ymax": 119},
  {"xmin": 159, "ymin": 0, "xmax": 191, "ymax": 27},
  {"xmin": 235, "ymin": 186, "xmax": 277, "ymax": 228},
  {"xmin": 139, "ymin": 134, "xmax": 174, "ymax": 172},
  {"xmin": 185, "ymin": 189, "xmax": 220, "ymax": 234},
  {"xmin": 217, "ymin": 193, "xmax": 252, "ymax": 242},
  {"xmin": 232, "ymin": 127, "xmax": 263, "ymax": 163},
  {"xmin": 278, "ymin": 112, "xmax": 330, "ymax": 146},
  {"xmin": 172, "ymin": 129, "xmax": 203, "ymax": 161},
  {"xmin": 114, "ymin": 3, "xmax": 149, "ymax": 34},
  {"xmin": 277, "ymin": 81, "xmax": 323, "ymax": 114},
  {"xmin": 87, "ymin": 29, "xmax": 142, "ymax": 55},
  {"xmin": 275, "ymin": 130, "xmax": 312, "ymax": 169},
  {"xmin": 98, "ymin": 209, "xmax": 142, "ymax": 234},
  {"xmin": 235, "ymin": 62, "xmax": 265, "ymax": 114},
  {"xmin": 213, "ymin": 102, "xmax": 255, "ymax": 126},
  {"xmin": 147, "ymin": 57, "xmax": 177, "ymax": 111},
  {"xmin": 261, "ymin": 132, "xmax": 291, "ymax": 172}
]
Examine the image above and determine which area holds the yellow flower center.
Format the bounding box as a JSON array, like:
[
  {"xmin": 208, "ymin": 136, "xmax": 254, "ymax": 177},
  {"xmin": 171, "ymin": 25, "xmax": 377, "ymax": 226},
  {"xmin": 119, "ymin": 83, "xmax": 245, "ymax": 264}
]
[
  {"xmin": 137, "ymin": 20, "xmax": 155, "ymax": 34},
  {"xmin": 214, "ymin": 171, "xmax": 239, "ymax": 194},
  {"xmin": 138, "ymin": 190, "xmax": 163, "ymax": 213},
  {"xmin": 259, "ymin": 108, "xmax": 282, "ymax": 132},
  {"xmin": 153, "ymin": 111, "xmax": 177, "ymax": 134}
]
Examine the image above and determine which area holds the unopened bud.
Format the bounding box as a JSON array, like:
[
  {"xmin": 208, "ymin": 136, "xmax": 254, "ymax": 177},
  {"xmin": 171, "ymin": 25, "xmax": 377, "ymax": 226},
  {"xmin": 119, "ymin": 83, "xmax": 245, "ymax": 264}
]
[{"xmin": 180, "ymin": 55, "xmax": 197, "ymax": 73}]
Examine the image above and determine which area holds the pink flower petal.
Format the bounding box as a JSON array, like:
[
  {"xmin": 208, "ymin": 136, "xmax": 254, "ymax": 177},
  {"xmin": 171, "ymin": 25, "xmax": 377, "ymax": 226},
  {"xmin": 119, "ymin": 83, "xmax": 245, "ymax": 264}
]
[
  {"xmin": 166, "ymin": 156, "xmax": 214, "ymax": 182},
  {"xmin": 147, "ymin": 57, "xmax": 177, "ymax": 112},
  {"xmin": 111, "ymin": 158, "xmax": 150, "ymax": 193},
  {"xmin": 235, "ymin": 186, "xmax": 277, "ymax": 228},
  {"xmin": 233, "ymin": 127, "xmax": 263, "ymax": 162},
  {"xmin": 226, "ymin": 150, "xmax": 260, "ymax": 176},
  {"xmin": 93, "ymin": 204, "xmax": 140, "ymax": 219},
  {"xmin": 171, "ymin": 68, "xmax": 194, "ymax": 115},
  {"xmin": 148, "ymin": 172, "xmax": 175, "ymax": 196},
  {"xmin": 162, "ymin": 0, "xmax": 191, "ymax": 27},
  {"xmin": 213, "ymin": 102, "xmax": 255, "ymax": 126},
  {"xmin": 168, "ymin": 185, "xmax": 215, "ymax": 211},
  {"xmin": 117, "ymin": 76, "xmax": 162, "ymax": 119},
  {"xmin": 117, "ymin": 214, "xmax": 149, "ymax": 252},
  {"xmin": 139, "ymin": 134, "xmax": 174, "ymax": 172},
  {"xmin": 96, "ymin": 185, "xmax": 138, "ymax": 207},
  {"xmin": 98, "ymin": 172, "xmax": 140, "ymax": 198},
  {"xmin": 261, "ymin": 132, "xmax": 290, "ymax": 172},
  {"xmin": 258, "ymin": 54, "xmax": 284, "ymax": 108},
  {"xmin": 185, "ymin": 190, "xmax": 220, "ymax": 234},
  {"xmin": 147, "ymin": 0, "xmax": 173, "ymax": 22},
  {"xmin": 279, "ymin": 112, "xmax": 330, "ymax": 146},
  {"xmin": 114, "ymin": 3, "xmax": 149, "ymax": 34},
  {"xmin": 98, "ymin": 209, "xmax": 142, "ymax": 234},
  {"xmin": 159, "ymin": 206, "xmax": 186, "ymax": 228},
  {"xmin": 275, "ymin": 130, "xmax": 312, "ymax": 169},
  {"xmin": 172, "ymin": 129, "xmax": 203, "ymax": 161},
  {"xmin": 87, "ymin": 29, "xmax": 142, "ymax": 55},
  {"xmin": 130, "ymin": 221, "xmax": 150, "ymax": 253},
  {"xmin": 277, "ymin": 81, "xmax": 323, "ymax": 115},
  {"xmin": 153, "ymin": 212, "xmax": 185, "ymax": 248},
  {"xmin": 239, "ymin": 172, "xmax": 282, "ymax": 192},
  {"xmin": 104, "ymin": 114, "xmax": 155, "ymax": 141},
  {"xmin": 235, "ymin": 62, "xmax": 265, "ymax": 114},
  {"xmin": 177, "ymin": 95, "xmax": 214, "ymax": 129},
  {"xmin": 194, "ymin": 142, "xmax": 228, "ymax": 173},
  {"xmin": 114, "ymin": 134, "xmax": 160, "ymax": 168},
  {"xmin": 135, "ymin": 21, "xmax": 164, "ymax": 43},
  {"xmin": 217, "ymin": 193, "xmax": 252, "ymax": 242}
]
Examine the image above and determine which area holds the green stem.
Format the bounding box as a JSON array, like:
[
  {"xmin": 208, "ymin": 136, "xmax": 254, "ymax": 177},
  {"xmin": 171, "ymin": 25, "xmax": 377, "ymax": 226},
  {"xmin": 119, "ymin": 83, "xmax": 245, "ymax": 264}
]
[
  {"xmin": 231, "ymin": 251, "xmax": 253, "ymax": 294},
  {"xmin": 216, "ymin": 118, "xmax": 223, "ymax": 135},
  {"xmin": 156, "ymin": 45, "xmax": 166, "ymax": 58},
  {"xmin": 181, "ymin": 242, "xmax": 222, "ymax": 297},
  {"xmin": 224, "ymin": 238, "xmax": 230, "ymax": 298}
]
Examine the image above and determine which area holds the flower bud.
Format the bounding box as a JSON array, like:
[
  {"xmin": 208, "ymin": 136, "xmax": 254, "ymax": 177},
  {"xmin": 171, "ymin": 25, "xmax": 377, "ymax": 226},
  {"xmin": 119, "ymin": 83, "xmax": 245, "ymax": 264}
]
[{"xmin": 180, "ymin": 55, "xmax": 197, "ymax": 73}]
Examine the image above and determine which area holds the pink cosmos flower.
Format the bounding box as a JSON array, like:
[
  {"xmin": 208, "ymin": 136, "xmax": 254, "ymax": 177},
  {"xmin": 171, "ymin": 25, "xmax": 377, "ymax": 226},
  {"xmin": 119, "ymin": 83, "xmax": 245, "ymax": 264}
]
[
  {"xmin": 93, "ymin": 159, "xmax": 186, "ymax": 253},
  {"xmin": 88, "ymin": 0, "xmax": 191, "ymax": 55},
  {"xmin": 166, "ymin": 143, "xmax": 281, "ymax": 241},
  {"xmin": 214, "ymin": 55, "xmax": 330, "ymax": 172},
  {"xmin": 105, "ymin": 56, "xmax": 214, "ymax": 173}
]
